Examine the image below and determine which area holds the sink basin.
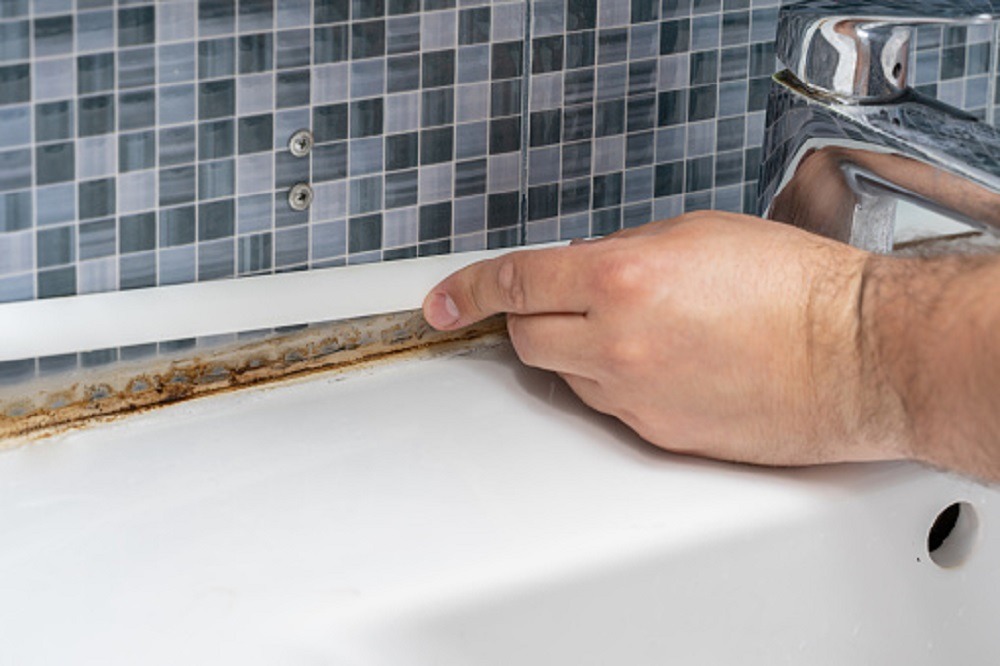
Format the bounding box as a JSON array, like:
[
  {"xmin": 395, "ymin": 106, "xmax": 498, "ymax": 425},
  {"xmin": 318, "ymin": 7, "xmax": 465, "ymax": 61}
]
[{"xmin": 0, "ymin": 341, "xmax": 997, "ymax": 664}]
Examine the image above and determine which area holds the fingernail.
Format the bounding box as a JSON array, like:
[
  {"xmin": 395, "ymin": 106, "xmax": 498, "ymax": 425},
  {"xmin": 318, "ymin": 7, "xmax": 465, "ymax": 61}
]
[{"xmin": 426, "ymin": 292, "xmax": 461, "ymax": 329}]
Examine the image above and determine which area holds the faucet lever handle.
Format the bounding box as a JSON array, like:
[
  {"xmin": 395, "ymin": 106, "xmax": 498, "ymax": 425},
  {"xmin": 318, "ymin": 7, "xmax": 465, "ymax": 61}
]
[{"xmin": 778, "ymin": 0, "xmax": 998, "ymax": 102}]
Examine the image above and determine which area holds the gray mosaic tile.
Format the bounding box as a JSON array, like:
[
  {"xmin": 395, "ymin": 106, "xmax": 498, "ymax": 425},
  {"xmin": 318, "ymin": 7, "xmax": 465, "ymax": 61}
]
[
  {"xmin": 36, "ymin": 183, "xmax": 75, "ymax": 227},
  {"xmin": 0, "ymin": 105, "xmax": 30, "ymax": 149}
]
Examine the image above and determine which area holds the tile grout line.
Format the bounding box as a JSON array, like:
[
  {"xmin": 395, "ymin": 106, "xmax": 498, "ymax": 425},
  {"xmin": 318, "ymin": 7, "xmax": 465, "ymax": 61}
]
[{"xmin": 518, "ymin": 0, "xmax": 533, "ymax": 248}]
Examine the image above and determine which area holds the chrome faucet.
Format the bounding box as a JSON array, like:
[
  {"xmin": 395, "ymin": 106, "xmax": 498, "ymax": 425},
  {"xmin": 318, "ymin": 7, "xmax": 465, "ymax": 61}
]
[{"xmin": 758, "ymin": 0, "xmax": 1000, "ymax": 252}]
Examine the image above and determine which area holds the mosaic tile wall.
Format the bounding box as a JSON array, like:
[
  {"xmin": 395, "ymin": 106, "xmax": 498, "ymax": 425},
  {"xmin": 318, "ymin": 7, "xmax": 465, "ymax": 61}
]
[
  {"xmin": 0, "ymin": 0, "xmax": 996, "ymax": 383},
  {"xmin": 0, "ymin": 0, "xmax": 777, "ymax": 308}
]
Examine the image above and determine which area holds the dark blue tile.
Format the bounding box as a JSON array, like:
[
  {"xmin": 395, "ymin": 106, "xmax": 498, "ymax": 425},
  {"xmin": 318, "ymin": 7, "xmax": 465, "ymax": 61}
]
[
  {"xmin": 423, "ymin": 88, "xmax": 455, "ymax": 127},
  {"xmin": 315, "ymin": 25, "xmax": 348, "ymax": 64},
  {"xmin": 199, "ymin": 119, "xmax": 235, "ymax": 160},
  {"xmin": 120, "ymin": 252, "xmax": 157, "ymax": 290},
  {"xmin": 199, "ymin": 79, "xmax": 236, "ymax": 119},
  {"xmin": 200, "ymin": 37, "xmax": 236, "ymax": 78},
  {"xmin": 35, "ymin": 101, "xmax": 73, "ymax": 142},
  {"xmin": 36, "ymin": 225, "xmax": 75, "ymax": 267},
  {"xmin": 420, "ymin": 126, "xmax": 453, "ymax": 165},
  {"xmin": 118, "ymin": 130, "xmax": 155, "ymax": 172},
  {"xmin": 315, "ymin": 0, "xmax": 348, "ymax": 24},
  {"xmin": 0, "ymin": 65, "xmax": 30, "ymax": 106},
  {"xmin": 119, "ymin": 89, "xmax": 156, "ymax": 131},
  {"xmin": 78, "ymin": 52, "xmax": 115, "ymax": 94},
  {"xmin": 487, "ymin": 191, "xmax": 519, "ymax": 230},
  {"xmin": 159, "ymin": 125, "xmax": 197, "ymax": 166},
  {"xmin": 560, "ymin": 177, "xmax": 590, "ymax": 214},
  {"xmin": 277, "ymin": 29, "xmax": 311, "ymax": 69},
  {"xmin": 0, "ymin": 190, "xmax": 32, "ymax": 231},
  {"xmin": 459, "ymin": 7, "xmax": 490, "ymax": 45},
  {"xmin": 659, "ymin": 18, "xmax": 690, "ymax": 55},
  {"xmin": 385, "ymin": 132, "xmax": 418, "ymax": 170},
  {"xmin": 36, "ymin": 142, "xmax": 75, "ymax": 185},
  {"xmin": 240, "ymin": 0, "xmax": 274, "ymax": 30},
  {"xmin": 78, "ymin": 178, "xmax": 115, "ymax": 219},
  {"xmin": 199, "ymin": 0, "xmax": 236, "ymax": 36},
  {"xmin": 565, "ymin": 30, "xmax": 595, "ymax": 69},
  {"xmin": 118, "ymin": 6, "xmax": 155, "ymax": 48},
  {"xmin": 353, "ymin": 0, "xmax": 385, "ymax": 20},
  {"xmin": 37, "ymin": 266, "xmax": 76, "ymax": 299},
  {"xmin": 350, "ymin": 98, "xmax": 383, "ymax": 137},
  {"xmin": 77, "ymin": 95, "xmax": 115, "ymax": 137},
  {"xmin": 528, "ymin": 183, "xmax": 559, "ymax": 220},
  {"xmin": 238, "ymin": 114, "xmax": 273, "ymax": 154},
  {"xmin": 532, "ymin": 35, "xmax": 563, "ymax": 74},
  {"xmin": 276, "ymin": 69, "xmax": 310, "ymax": 108},
  {"xmin": 313, "ymin": 142, "xmax": 347, "ymax": 182},
  {"xmin": 33, "ymin": 15, "xmax": 73, "ymax": 58},
  {"xmin": 418, "ymin": 201, "xmax": 451, "ymax": 241},
  {"xmin": 566, "ymin": 0, "xmax": 596, "ymax": 31},
  {"xmin": 489, "ymin": 116, "xmax": 521, "ymax": 155},
  {"xmin": 423, "ymin": 49, "xmax": 455, "ymax": 88},
  {"xmin": 491, "ymin": 41, "xmax": 523, "ymax": 80},
  {"xmin": 352, "ymin": 20, "xmax": 386, "ymax": 59},
  {"xmin": 349, "ymin": 213, "xmax": 382, "ymax": 252},
  {"xmin": 119, "ymin": 212, "xmax": 156, "ymax": 253},
  {"xmin": 199, "ymin": 199, "xmax": 235, "ymax": 241},
  {"xmin": 238, "ymin": 232, "xmax": 273, "ymax": 273},
  {"xmin": 159, "ymin": 206, "xmax": 196, "ymax": 247},
  {"xmin": 238, "ymin": 33, "xmax": 273, "ymax": 74}
]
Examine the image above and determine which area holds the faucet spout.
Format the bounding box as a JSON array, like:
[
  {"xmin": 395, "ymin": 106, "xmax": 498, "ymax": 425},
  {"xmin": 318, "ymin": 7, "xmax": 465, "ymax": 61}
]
[
  {"xmin": 777, "ymin": 0, "xmax": 999, "ymax": 102},
  {"xmin": 759, "ymin": 3, "xmax": 1000, "ymax": 253}
]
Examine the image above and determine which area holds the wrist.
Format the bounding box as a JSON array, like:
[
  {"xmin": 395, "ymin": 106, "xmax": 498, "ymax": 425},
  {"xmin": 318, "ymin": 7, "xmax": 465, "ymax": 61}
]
[
  {"xmin": 798, "ymin": 246, "xmax": 908, "ymax": 464},
  {"xmin": 855, "ymin": 254, "xmax": 918, "ymax": 462},
  {"xmin": 858, "ymin": 251, "xmax": 1000, "ymax": 473}
]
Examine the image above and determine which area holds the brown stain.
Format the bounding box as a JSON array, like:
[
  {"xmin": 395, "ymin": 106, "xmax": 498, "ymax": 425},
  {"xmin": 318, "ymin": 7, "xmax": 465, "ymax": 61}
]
[{"xmin": 0, "ymin": 311, "xmax": 507, "ymax": 449}]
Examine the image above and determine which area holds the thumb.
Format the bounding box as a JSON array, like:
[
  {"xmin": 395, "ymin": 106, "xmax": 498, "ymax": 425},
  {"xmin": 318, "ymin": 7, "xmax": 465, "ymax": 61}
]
[{"xmin": 422, "ymin": 247, "xmax": 590, "ymax": 330}]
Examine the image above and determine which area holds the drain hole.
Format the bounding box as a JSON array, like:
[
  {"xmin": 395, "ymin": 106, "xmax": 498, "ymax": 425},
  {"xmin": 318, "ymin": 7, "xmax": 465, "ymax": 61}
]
[
  {"xmin": 892, "ymin": 62, "xmax": 903, "ymax": 79},
  {"xmin": 927, "ymin": 502, "xmax": 979, "ymax": 568}
]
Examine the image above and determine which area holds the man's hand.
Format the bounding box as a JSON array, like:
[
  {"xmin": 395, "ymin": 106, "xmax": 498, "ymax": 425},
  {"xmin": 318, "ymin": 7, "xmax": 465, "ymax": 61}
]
[{"xmin": 423, "ymin": 212, "xmax": 912, "ymax": 467}]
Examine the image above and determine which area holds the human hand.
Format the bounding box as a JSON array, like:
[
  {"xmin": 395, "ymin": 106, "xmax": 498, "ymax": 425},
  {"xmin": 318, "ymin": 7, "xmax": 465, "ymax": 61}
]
[{"xmin": 423, "ymin": 212, "xmax": 909, "ymax": 467}]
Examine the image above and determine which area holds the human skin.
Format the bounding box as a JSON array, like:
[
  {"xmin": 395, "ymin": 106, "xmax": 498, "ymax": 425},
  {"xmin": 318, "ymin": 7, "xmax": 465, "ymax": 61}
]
[{"xmin": 422, "ymin": 212, "xmax": 1000, "ymax": 482}]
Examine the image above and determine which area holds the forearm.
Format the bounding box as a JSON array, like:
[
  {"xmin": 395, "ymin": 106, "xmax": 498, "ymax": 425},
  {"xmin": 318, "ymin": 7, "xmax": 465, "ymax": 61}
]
[{"xmin": 862, "ymin": 251, "xmax": 1000, "ymax": 481}]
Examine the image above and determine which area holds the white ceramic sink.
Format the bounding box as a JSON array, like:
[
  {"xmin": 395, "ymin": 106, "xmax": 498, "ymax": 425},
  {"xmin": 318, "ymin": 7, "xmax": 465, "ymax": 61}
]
[{"xmin": 0, "ymin": 341, "xmax": 997, "ymax": 664}]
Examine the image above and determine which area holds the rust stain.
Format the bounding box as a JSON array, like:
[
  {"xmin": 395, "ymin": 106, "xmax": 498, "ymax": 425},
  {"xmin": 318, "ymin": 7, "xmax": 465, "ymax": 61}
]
[{"xmin": 0, "ymin": 311, "xmax": 507, "ymax": 449}]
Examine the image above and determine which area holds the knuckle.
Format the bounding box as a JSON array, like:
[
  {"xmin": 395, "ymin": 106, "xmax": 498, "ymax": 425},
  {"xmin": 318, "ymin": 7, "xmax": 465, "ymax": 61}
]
[
  {"xmin": 605, "ymin": 336, "xmax": 647, "ymax": 367},
  {"xmin": 684, "ymin": 210, "xmax": 714, "ymax": 223},
  {"xmin": 465, "ymin": 280, "xmax": 488, "ymax": 318},
  {"xmin": 497, "ymin": 257, "xmax": 528, "ymax": 312},
  {"xmin": 597, "ymin": 255, "xmax": 648, "ymax": 299}
]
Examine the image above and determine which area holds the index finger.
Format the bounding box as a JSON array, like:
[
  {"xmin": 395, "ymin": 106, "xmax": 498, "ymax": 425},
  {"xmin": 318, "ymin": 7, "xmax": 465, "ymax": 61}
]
[{"xmin": 422, "ymin": 245, "xmax": 593, "ymax": 330}]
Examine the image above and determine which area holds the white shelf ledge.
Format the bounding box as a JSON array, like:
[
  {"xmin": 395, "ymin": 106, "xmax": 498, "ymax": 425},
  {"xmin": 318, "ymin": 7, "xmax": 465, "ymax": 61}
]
[{"xmin": 0, "ymin": 244, "xmax": 562, "ymax": 362}]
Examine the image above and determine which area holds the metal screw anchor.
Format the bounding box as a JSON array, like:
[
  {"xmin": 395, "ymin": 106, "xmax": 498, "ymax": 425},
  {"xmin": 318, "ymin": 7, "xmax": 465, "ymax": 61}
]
[
  {"xmin": 288, "ymin": 129, "xmax": 314, "ymax": 157},
  {"xmin": 288, "ymin": 183, "xmax": 314, "ymax": 211}
]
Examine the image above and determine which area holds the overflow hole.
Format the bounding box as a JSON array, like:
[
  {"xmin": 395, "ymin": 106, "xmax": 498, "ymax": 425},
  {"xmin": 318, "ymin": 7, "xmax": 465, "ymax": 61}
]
[
  {"xmin": 892, "ymin": 62, "xmax": 903, "ymax": 79},
  {"xmin": 927, "ymin": 502, "xmax": 979, "ymax": 568}
]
